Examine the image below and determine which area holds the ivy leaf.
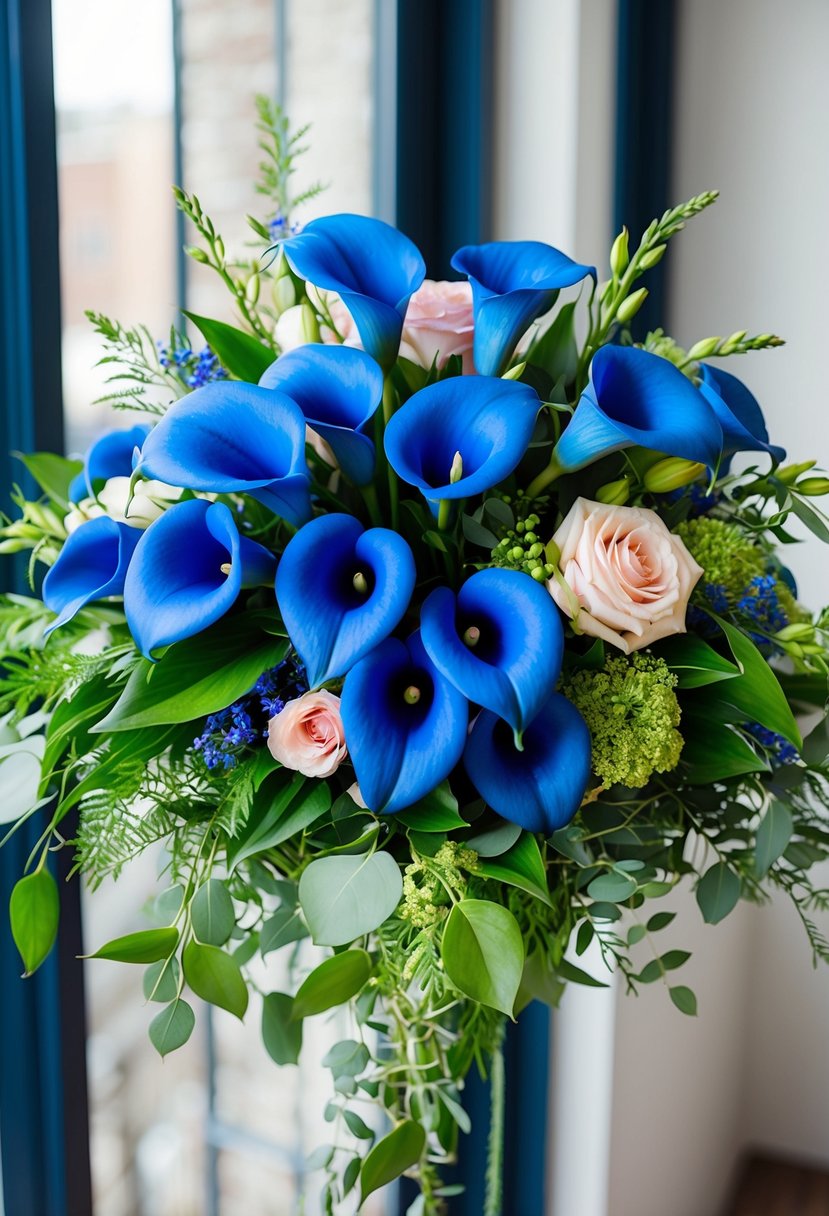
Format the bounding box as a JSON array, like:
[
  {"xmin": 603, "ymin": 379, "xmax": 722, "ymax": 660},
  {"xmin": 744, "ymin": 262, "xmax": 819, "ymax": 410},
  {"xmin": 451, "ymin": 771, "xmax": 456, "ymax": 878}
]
[
  {"xmin": 360, "ymin": 1121, "xmax": 426, "ymax": 1204},
  {"xmin": 696, "ymin": 861, "xmax": 741, "ymax": 925},
  {"xmin": 755, "ymin": 802, "xmax": 794, "ymax": 878},
  {"xmin": 183, "ymin": 310, "xmax": 276, "ymax": 382},
  {"xmin": 191, "ymin": 879, "xmax": 235, "ymax": 946},
  {"xmin": 9, "ymin": 869, "xmax": 59, "ymax": 976},
  {"xmin": 298, "ymin": 852, "xmax": 403, "ymax": 947},
  {"xmin": 669, "ymin": 985, "xmax": 698, "ymax": 1016},
  {"xmin": 292, "ymin": 950, "xmax": 372, "ymax": 1019},
  {"xmin": 148, "ymin": 999, "xmax": 195, "ymax": 1057},
  {"xmin": 182, "ymin": 941, "xmax": 248, "ymax": 1019},
  {"xmin": 88, "ymin": 926, "xmax": 179, "ymax": 964},
  {"xmin": 474, "ymin": 833, "xmax": 551, "ymax": 904},
  {"xmin": 261, "ymin": 992, "xmax": 302, "ymax": 1065},
  {"xmin": 441, "ymin": 899, "xmax": 524, "ymax": 1016}
]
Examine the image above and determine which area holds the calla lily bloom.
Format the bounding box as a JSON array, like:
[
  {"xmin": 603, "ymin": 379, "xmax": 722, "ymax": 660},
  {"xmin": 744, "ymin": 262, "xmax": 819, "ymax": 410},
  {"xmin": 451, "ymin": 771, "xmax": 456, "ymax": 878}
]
[
  {"xmin": 451, "ymin": 240, "xmax": 596, "ymax": 376},
  {"xmin": 384, "ymin": 376, "xmax": 540, "ymax": 505},
  {"xmin": 133, "ymin": 382, "xmax": 311, "ymax": 525},
  {"xmin": 276, "ymin": 513, "xmax": 416, "ymax": 687},
  {"xmin": 281, "ymin": 214, "xmax": 426, "ymax": 369},
  {"xmin": 69, "ymin": 424, "xmax": 151, "ymax": 502},
  {"xmin": 552, "ymin": 345, "xmax": 724, "ymax": 474},
  {"xmin": 464, "ymin": 694, "xmax": 591, "ymax": 834},
  {"xmin": 259, "ymin": 344, "xmax": 383, "ymax": 484},
  {"xmin": 43, "ymin": 517, "xmax": 140, "ymax": 631},
  {"xmin": 341, "ymin": 631, "xmax": 468, "ymax": 815},
  {"xmin": 124, "ymin": 499, "xmax": 276, "ymax": 658},
  {"xmin": 420, "ymin": 568, "xmax": 563, "ymax": 741},
  {"xmin": 699, "ymin": 364, "xmax": 785, "ymax": 465}
]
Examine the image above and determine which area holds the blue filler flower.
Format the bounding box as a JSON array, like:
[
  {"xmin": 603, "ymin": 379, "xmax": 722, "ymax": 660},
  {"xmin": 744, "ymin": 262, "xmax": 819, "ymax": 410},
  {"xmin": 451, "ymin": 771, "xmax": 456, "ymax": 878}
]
[
  {"xmin": 259, "ymin": 344, "xmax": 383, "ymax": 485},
  {"xmin": 275, "ymin": 512, "xmax": 416, "ymax": 688},
  {"xmin": 464, "ymin": 693, "xmax": 591, "ymax": 834},
  {"xmin": 69, "ymin": 424, "xmax": 151, "ymax": 503},
  {"xmin": 745, "ymin": 723, "xmax": 799, "ymax": 766},
  {"xmin": 280, "ymin": 214, "xmax": 426, "ymax": 369},
  {"xmin": 698, "ymin": 364, "xmax": 786, "ymax": 466},
  {"xmin": 340, "ymin": 631, "xmax": 468, "ymax": 815},
  {"xmin": 43, "ymin": 516, "xmax": 140, "ymax": 632},
  {"xmin": 450, "ymin": 240, "xmax": 595, "ymax": 376},
  {"xmin": 420, "ymin": 567, "xmax": 563, "ymax": 742},
  {"xmin": 553, "ymin": 346, "xmax": 723, "ymax": 473},
  {"xmin": 193, "ymin": 656, "xmax": 307, "ymax": 769},
  {"xmin": 124, "ymin": 499, "xmax": 276, "ymax": 658}
]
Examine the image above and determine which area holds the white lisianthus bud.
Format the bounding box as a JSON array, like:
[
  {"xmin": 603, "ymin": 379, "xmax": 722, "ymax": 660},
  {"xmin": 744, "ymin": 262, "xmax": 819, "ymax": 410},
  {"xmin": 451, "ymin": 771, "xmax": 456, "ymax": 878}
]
[{"xmin": 275, "ymin": 302, "xmax": 320, "ymax": 352}]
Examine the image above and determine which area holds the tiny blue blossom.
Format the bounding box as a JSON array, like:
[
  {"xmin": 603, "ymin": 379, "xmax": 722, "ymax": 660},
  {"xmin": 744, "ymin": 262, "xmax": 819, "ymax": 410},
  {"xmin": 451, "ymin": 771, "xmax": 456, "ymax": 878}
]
[
  {"xmin": 745, "ymin": 722, "xmax": 799, "ymax": 765},
  {"xmin": 192, "ymin": 656, "xmax": 307, "ymax": 770}
]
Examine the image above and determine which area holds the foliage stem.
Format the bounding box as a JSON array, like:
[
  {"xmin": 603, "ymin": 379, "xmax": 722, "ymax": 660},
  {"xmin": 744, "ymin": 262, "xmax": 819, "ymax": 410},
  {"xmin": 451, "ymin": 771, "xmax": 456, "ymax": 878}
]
[{"xmin": 484, "ymin": 1021, "xmax": 507, "ymax": 1216}]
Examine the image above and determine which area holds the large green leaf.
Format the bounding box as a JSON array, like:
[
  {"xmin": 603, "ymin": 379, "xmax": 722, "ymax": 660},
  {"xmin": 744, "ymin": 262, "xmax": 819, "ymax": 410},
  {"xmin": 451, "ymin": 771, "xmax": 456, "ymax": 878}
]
[
  {"xmin": 260, "ymin": 904, "xmax": 309, "ymax": 955},
  {"xmin": 15, "ymin": 451, "xmax": 83, "ymax": 509},
  {"xmin": 184, "ymin": 311, "xmax": 276, "ymax": 382},
  {"xmin": 474, "ymin": 833, "xmax": 551, "ymax": 904},
  {"xmin": 41, "ymin": 672, "xmax": 122, "ymax": 786},
  {"xmin": 191, "ymin": 879, "xmax": 235, "ymax": 946},
  {"xmin": 657, "ymin": 635, "xmax": 740, "ymax": 688},
  {"xmin": 10, "ymin": 869, "xmax": 59, "ymax": 975},
  {"xmin": 298, "ymin": 851, "xmax": 403, "ymax": 946},
  {"xmin": 261, "ymin": 992, "xmax": 302, "ymax": 1065},
  {"xmin": 525, "ymin": 301, "xmax": 578, "ymax": 383},
  {"xmin": 681, "ymin": 719, "xmax": 768, "ymax": 784},
  {"xmin": 360, "ymin": 1121, "xmax": 426, "ymax": 1204},
  {"xmin": 226, "ymin": 775, "xmax": 331, "ymax": 871},
  {"xmin": 441, "ymin": 899, "xmax": 524, "ymax": 1016},
  {"xmin": 755, "ymin": 802, "xmax": 794, "ymax": 878},
  {"xmin": 89, "ymin": 926, "xmax": 179, "ymax": 964},
  {"xmin": 93, "ymin": 620, "xmax": 288, "ymax": 732},
  {"xmin": 182, "ymin": 940, "xmax": 248, "ymax": 1019},
  {"xmin": 712, "ymin": 619, "xmax": 801, "ymax": 747},
  {"xmin": 292, "ymin": 949, "xmax": 371, "ymax": 1019},
  {"xmin": 696, "ymin": 861, "xmax": 741, "ymax": 925},
  {"xmin": 394, "ymin": 782, "xmax": 468, "ymax": 832},
  {"xmin": 149, "ymin": 999, "xmax": 195, "ymax": 1057}
]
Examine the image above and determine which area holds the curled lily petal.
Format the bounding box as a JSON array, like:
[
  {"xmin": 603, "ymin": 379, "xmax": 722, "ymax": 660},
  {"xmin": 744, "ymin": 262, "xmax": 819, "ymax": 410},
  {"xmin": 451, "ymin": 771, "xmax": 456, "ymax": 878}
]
[
  {"xmin": 275, "ymin": 513, "xmax": 416, "ymax": 687},
  {"xmin": 341, "ymin": 631, "xmax": 468, "ymax": 815},
  {"xmin": 553, "ymin": 345, "xmax": 724, "ymax": 473},
  {"xmin": 699, "ymin": 364, "xmax": 785, "ymax": 464},
  {"xmin": 420, "ymin": 568, "xmax": 563, "ymax": 738},
  {"xmin": 464, "ymin": 695, "xmax": 591, "ymax": 834},
  {"xmin": 384, "ymin": 376, "xmax": 540, "ymax": 503},
  {"xmin": 43, "ymin": 517, "xmax": 140, "ymax": 631},
  {"xmin": 69, "ymin": 424, "xmax": 151, "ymax": 502},
  {"xmin": 134, "ymin": 382, "xmax": 311, "ymax": 525},
  {"xmin": 124, "ymin": 499, "xmax": 276, "ymax": 658},
  {"xmin": 451, "ymin": 240, "xmax": 595, "ymax": 376},
  {"xmin": 281, "ymin": 214, "xmax": 426, "ymax": 368},
  {"xmin": 259, "ymin": 344, "xmax": 382, "ymax": 484}
]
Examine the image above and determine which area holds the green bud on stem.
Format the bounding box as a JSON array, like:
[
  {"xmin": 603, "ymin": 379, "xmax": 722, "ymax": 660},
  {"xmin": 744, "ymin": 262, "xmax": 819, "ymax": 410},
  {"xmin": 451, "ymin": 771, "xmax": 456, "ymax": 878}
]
[
  {"xmin": 616, "ymin": 287, "xmax": 649, "ymax": 326},
  {"xmin": 643, "ymin": 457, "xmax": 705, "ymax": 494},
  {"xmin": 596, "ymin": 476, "xmax": 631, "ymax": 506},
  {"xmin": 686, "ymin": 336, "xmax": 721, "ymax": 361},
  {"xmin": 795, "ymin": 476, "xmax": 829, "ymax": 497},
  {"xmin": 776, "ymin": 460, "xmax": 816, "ymax": 485},
  {"xmin": 610, "ymin": 227, "xmax": 629, "ymax": 277}
]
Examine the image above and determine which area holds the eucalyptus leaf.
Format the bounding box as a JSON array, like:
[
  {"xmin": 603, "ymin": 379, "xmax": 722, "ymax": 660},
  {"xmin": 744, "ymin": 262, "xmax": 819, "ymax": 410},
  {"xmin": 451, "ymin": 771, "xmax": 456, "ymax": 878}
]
[
  {"xmin": 441, "ymin": 899, "xmax": 524, "ymax": 1016},
  {"xmin": 261, "ymin": 992, "xmax": 302, "ymax": 1065},
  {"xmin": 395, "ymin": 783, "xmax": 468, "ymax": 832},
  {"xmin": 149, "ymin": 999, "xmax": 195, "ymax": 1057},
  {"xmin": 143, "ymin": 956, "xmax": 181, "ymax": 1003},
  {"xmin": 9, "ymin": 869, "xmax": 59, "ymax": 975},
  {"xmin": 182, "ymin": 940, "xmax": 248, "ymax": 1019},
  {"xmin": 755, "ymin": 802, "xmax": 794, "ymax": 877},
  {"xmin": 299, "ymin": 851, "xmax": 403, "ymax": 947},
  {"xmin": 343, "ymin": 1109, "xmax": 374, "ymax": 1141},
  {"xmin": 465, "ymin": 819, "xmax": 522, "ymax": 858},
  {"xmin": 292, "ymin": 950, "xmax": 372, "ymax": 1019},
  {"xmin": 260, "ymin": 905, "xmax": 309, "ymax": 955},
  {"xmin": 669, "ymin": 985, "xmax": 698, "ymax": 1016},
  {"xmin": 322, "ymin": 1039, "xmax": 370, "ymax": 1078},
  {"xmin": 586, "ymin": 870, "xmax": 637, "ymax": 903},
  {"xmin": 696, "ymin": 861, "xmax": 741, "ymax": 924},
  {"xmin": 191, "ymin": 879, "xmax": 235, "ymax": 946},
  {"xmin": 360, "ymin": 1121, "xmax": 426, "ymax": 1203}
]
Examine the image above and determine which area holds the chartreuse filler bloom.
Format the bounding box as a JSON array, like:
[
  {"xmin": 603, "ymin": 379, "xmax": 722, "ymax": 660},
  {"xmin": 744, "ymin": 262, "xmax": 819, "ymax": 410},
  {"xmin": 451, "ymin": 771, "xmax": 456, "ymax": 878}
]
[{"xmin": 2, "ymin": 104, "xmax": 828, "ymax": 1216}]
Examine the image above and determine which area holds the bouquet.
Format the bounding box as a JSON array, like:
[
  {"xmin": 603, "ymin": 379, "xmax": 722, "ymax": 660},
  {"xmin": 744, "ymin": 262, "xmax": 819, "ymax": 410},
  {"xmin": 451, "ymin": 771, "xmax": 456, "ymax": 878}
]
[{"xmin": 2, "ymin": 105, "xmax": 829, "ymax": 1215}]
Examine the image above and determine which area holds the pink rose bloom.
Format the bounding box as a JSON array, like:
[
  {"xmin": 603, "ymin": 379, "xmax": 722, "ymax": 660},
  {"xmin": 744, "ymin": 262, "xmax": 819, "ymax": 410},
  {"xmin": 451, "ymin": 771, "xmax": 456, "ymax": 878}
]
[
  {"xmin": 267, "ymin": 690, "xmax": 347, "ymax": 778},
  {"xmin": 547, "ymin": 497, "xmax": 703, "ymax": 654},
  {"xmin": 399, "ymin": 280, "xmax": 475, "ymax": 372}
]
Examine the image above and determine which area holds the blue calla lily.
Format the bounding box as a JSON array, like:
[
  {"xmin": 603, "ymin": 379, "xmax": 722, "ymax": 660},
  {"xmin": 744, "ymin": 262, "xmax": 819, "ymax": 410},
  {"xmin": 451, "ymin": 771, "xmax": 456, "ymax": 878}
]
[
  {"xmin": 124, "ymin": 499, "xmax": 276, "ymax": 658},
  {"xmin": 384, "ymin": 376, "xmax": 541, "ymax": 505},
  {"xmin": 699, "ymin": 363, "xmax": 786, "ymax": 464},
  {"xmin": 553, "ymin": 345, "xmax": 724, "ymax": 473},
  {"xmin": 259, "ymin": 344, "xmax": 383, "ymax": 484},
  {"xmin": 450, "ymin": 240, "xmax": 596, "ymax": 376},
  {"xmin": 341, "ymin": 631, "xmax": 468, "ymax": 815},
  {"xmin": 133, "ymin": 382, "xmax": 311, "ymax": 525},
  {"xmin": 276, "ymin": 513, "xmax": 416, "ymax": 688},
  {"xmin": 464, "ymin": 694, "xmax": 591, "ymax": 834},
  {"xmin": 69, "ymin": 424, "xmax": 151, "ymax": 502},
  {"xmin": 281, "ymin": 214, "xmax": 426, "ymax": 369},
  {"xmin": 420, "ymin": 568, "xmax": 563, "ymax": 741},
  {"xmin": 43, "ymin": 517, "xmax": 140, "ymax": 632}
]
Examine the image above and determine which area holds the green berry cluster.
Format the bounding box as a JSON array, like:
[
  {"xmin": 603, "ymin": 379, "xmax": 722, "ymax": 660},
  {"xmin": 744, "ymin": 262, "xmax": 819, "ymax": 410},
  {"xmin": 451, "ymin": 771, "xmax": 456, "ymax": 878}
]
[
  {"xmin": 676, "ymin": 517, "xmax": 766, "ymax": 600},
  {"xmin": 490, "ymin": 512, "xmax": 554, "ymax": 584}
]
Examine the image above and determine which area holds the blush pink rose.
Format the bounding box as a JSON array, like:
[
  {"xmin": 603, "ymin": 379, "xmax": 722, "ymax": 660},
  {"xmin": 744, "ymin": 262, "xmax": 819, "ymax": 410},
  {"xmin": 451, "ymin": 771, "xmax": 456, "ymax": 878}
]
[
  {"xmin": 399, "ymin": 280, "xmax": 475, "ymax": 372},
  {"xmin": 267, "ymin": 690, "xmax": 347, "ymax": 778},
  {"xmin": 547, "ymin": 498, "xmax": 703, "ymax": 653}
]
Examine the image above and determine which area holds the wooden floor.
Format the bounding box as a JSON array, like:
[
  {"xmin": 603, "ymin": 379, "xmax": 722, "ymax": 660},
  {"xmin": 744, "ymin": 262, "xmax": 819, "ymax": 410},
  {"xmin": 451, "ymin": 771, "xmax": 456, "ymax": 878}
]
[{"xmin": 728, "ymin": 1155, "xmax": 829, "ymax": 1216}]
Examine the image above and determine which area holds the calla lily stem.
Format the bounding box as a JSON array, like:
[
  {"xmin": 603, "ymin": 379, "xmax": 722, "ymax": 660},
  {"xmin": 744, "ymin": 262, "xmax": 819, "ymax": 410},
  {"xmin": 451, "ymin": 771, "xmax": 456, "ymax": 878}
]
[{"xmin": 382, "ymin": 376, "xmax": 399, "ymax": 528}]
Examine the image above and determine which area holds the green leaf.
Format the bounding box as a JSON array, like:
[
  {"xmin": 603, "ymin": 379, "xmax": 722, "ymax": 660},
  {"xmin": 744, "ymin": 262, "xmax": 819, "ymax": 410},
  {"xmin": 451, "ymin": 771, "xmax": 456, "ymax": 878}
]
[
  {"xmin": 681, "ymin": 720, "xmax": 768, "ymax": 783},
  {"xmin": 515, "ymin": 950, "xmax": 567, "ymax": 1013},
  {"xmin": 669, "ymin": 985, "xmax": 698, "ymax": 1016},
  {"xmin": 715, "ymin": 618, "xmax": 802, "ymax": 748},
  {"xmin": 696, "ymin": 861, "xmax": 741, "ymax": 924},
  {"xmin": 441, "ymin": 899, "xmax": 524, "ymax": 1016},
  {"xmin": 343, "ymin": 1155, "xmax": 361, "ymax": 1197},
  {"xmin": 755, "ymin": 802, "xmax": 794, "ymax": 878},
  {"xmin": 647, "ymin": 911, "xmax": 676, "ymax": 933},
  {"xmin": 41, "ymin": 673, "xmax": 122, "ymax": 785},
  {"xmin": 183, "ymin": 310, "xmax": 275, "ymax": 382},
  {"xmin": 261, "ymin": 992, "xmax": 302, "ymax": 1065},
  {"xmin": 89, "ymin": 926, "xmax": 179, "ymax": 964},
  {"xmin": 789, "ymin": 493, "xmax": 829, "ymax": 543},
  {"xmin": 15, "ymin": 451, "xmax": 83, "ymax": 509},
  {"xmin": 322, "ymin": 1039, "xmax": 370, "ymax": 1078},
  {"xmin": 148, "ymin": 999, "xmax": 195, "ymax": 1057},
  {"xmin": 586, "ymin": 870, "xmax": 637, "ymax": 903},
  {"xmin": 627, "ymin": 924, "xmax": 646, "ymax": 946},
  {"xmin": 227, "ymin": 775, "xmax": 331, "ymax": 871},
  {"xmin": 9, "ymin": 869, "xmax": 59, "ymax": 975},
  {"xmin": 343, "ymin": 1109, "xmax": 374, "ymax": 1141},
  {"xmin": 182, "ymin": 940, "xmax": 248, "ymax": 1019},
  {"xmin": 556, "ymin": 958, "xmax": 610, "ymax": 988},
  {"xmin": 298, "ymin": 851, "xmax": 403, "ymax": 947},
  {"xmin": 143, "ymin": 957, "xmax": 181, "ymax": 1003},
  {"xmin": 549, "ymin": 825, "xmax": 594, "ymax": 866},
  {"xmin": 292, "ymin": 949, "xmax": 372, "ymax": 1019},
  {"xmin": 636, "ymin": 950, "xmax": 691, "ymax": 984},
  {"xmin": 191, "ymin": 879, "xmax": 235, "ymax": 946},
  {"xmin": 462, "ymin": 514, "xmax": 499, "ymax": 549},
  {"xmin": 394, "ymin": 783, "xmax": 468, "ymax": 832},
  {"xmin": 474, "ymin": 833, "xmax": 551, "ymax": 904},
  {"xmin": 360, "ymin": 1121, "xmax": 426, "ymax": 1204},
  {"xmin": 94, "ymin": 620, "xmax": 288, "ymax": 732},
  {"xmin": 465, "ymin": 819, "xmax": 522, "ymax": 858},
  {"xmin": 260, "ymin": 905, "xmax": 309, "ymax": 955},
  {"xmin": 657, "ymin": 635, "xmax": 740, "ymax": 688},
  {"xmin": 525, "ymin": 301, "xmax": 578, "ymax": 383}
]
